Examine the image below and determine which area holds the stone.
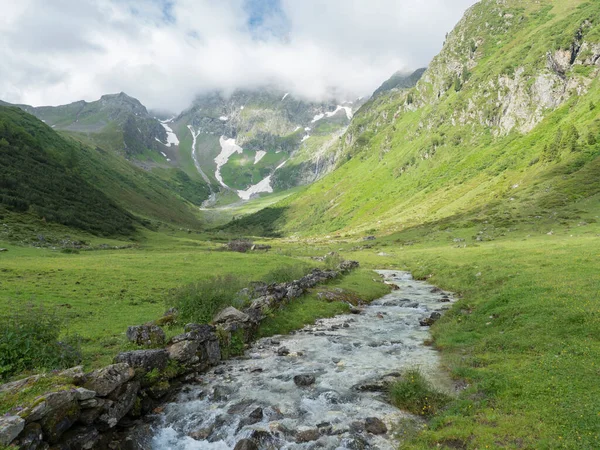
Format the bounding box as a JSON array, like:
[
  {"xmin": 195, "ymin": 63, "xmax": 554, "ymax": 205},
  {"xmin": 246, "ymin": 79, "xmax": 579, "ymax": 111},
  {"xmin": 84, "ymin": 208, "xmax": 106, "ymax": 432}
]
[
  {"xmin": 0, "ymin": 415, "xmax": 25, "ymax": 446},
  {"xmin": 167, "ymin": 339, "xmax": 200, "ymax": 363},
  {"xmin": 19, "ymin": 390, "xmax": 77, "ymax": 424},
  {"xmin": 420, "ymin": 312, "xmax": 442, "ymax": 327},
  {"xmin": 234, "ymin": 439, "xmax": 259, "ymax": 450},
  {"xmin": 0, "ymin": 248, "xmax": 7, "ymax": 252},
  {"xmin": 295, "ymin": 428, "xmax": 320, "ymax": 443},
  {"xmin": 248, "ymin": 407, "xmax": 263, "ymax": 421},
  {"xmin": 213, "ymin": 307, "xmax": 250, "ymax": 324},
  {"xmin": 75, "ymin": 387, "xmax": 97, "ymax": 401},
  {"xmin": 60, "ymin": 425, "xmax": 101, "ymax": 450},
  {"xmin": 39, "ymin": 394, "xmax": 80, "ymax": 444},
  {"xmin": 189, "ymin": 427, "xmax": 213, "ymax": 441},
  {"xmin": 293, "ymin": 374, "xmax": 316, "ymax": 387},
  {"xmin": 212, "ymin": 385, "xmax": 233, "ymax": 401},
  {"xmin": 364, "ymin": 417, "xmax": 387, "ymax": 435},
  {"xmin": 349, "ymin": 306, "xmax": 362, "ymax": 314},
  {"xmin": 277, "ymin": 347, "xmax": 290, "ymax": 356},
  {"xmin": 82, "ymin": 364, "xmax": 134, "ymax": 397},
  {"xmin": 113, "ymin": 349, "xmax": 169, "ymax": 372},
  {"xmin": 12, "ymin": 422, "xmax": 43, "ymax": 449},
  {"xmin": 363, "ymin": 236, "xmax": 376, "ymax": 241},
  {"xmin": 79, "ymin": 399, "xmax": 108, "ymax": 426},
  {"xmin": 126, "ymin": 324, "xmax": 166, "ymax": 347},
  {"xmin": 97, "ymin": 381, "xmax": 140, "ymax": 430}
]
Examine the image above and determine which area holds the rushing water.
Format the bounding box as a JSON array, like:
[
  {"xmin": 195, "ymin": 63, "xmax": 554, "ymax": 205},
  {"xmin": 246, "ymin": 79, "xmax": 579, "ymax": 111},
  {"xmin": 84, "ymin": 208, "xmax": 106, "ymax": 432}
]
[{"xmin": 151, "ymin": 271, "xmax": 454, "ymax": 449}]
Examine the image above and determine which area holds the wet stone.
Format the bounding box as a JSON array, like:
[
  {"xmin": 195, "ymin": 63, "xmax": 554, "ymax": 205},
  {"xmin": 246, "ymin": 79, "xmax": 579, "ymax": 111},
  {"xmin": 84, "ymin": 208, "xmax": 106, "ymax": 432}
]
[{"xmin": 294, "ymin": 374, "xmax": 316, "ymax": 387}]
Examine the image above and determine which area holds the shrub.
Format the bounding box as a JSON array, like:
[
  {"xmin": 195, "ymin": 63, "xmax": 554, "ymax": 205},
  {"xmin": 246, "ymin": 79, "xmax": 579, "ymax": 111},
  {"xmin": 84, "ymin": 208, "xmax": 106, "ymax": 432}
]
[
  {"xmin": 324, "ymin": 252, "xmax": 343, "ymax": 270},
  {"xmin": 262, "ymin": 264, "xmax": 310, "ymax": 284},
  {"xmin": 0, "ymin": 304, "xmax": 82, "ymax": 380},
  {"xmin": 167, "ymin": 275, "xmax": 248, "ymax": 324},
  {"xmin": 388, "ymin": 369, "xmax": 451, "ymax": 417}
]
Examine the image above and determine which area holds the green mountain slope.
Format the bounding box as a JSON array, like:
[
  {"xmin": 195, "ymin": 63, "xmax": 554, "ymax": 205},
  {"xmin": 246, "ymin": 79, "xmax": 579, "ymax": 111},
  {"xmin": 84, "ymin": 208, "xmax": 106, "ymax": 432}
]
[
  {"xmin": 0, "ymin": 106, "xmax": 135, "ymax": 236},
  {"xmin": 230, "ymin": 0, "xmax": 600, "ymax": 236},
  {"xmin": 0, "ymin": 106, "xmax": 209, "ymax": 238}
]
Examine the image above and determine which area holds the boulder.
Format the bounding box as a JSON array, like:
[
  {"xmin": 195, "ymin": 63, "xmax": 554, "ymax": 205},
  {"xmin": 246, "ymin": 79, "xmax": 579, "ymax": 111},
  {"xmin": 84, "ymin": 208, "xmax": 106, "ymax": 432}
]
[
  {"xmin": 338, "ymin": 260, "xmax": 360, "ymax": 273},
  {"xmin": 202, "ymin": 340, "xmax": 222, "ymax": 365},
  {"xmin": 82, "ymin": 364, "xmax": 134, "ymax": 397},
  {"xmin": 79, "ymin": 399, "xmax": 108, "ymax": 426},
  {"xmin": 295, "ymin": 428, "xmax": 320, "ymax": 443},
  {"xmin": 39, "ymin": 393, "xmax": 80, "ymax": 444},
  {"xmin": 364, "ymin": 417, "xmax": 387, "ymax": 435},
  {"xmin": 277, "ymin": 347, "xmax": 290, "ymax": 356},
  {"xmin": 0, "ymin": 415, "xmax": 25, "ymax": 446},
  {"xmin": 234, "ymin": 439, "xmax": 258, "ymax": 450},
  {"xmin": 11, "ymin": 422, "xmax": 42, "ymax": 449},
  {"xmin": 113, "ymin": 349, "xmax": 169, "ymax": 372},
  {"xmin": 126, "ymin": 324, "xmax": 166, "ymax": 347},
  {"xmin": 60, "ymin": 425, "xmax": 101, "ymax": 450},
  {"xmin": 167, "ymin": 340, "xmax": 200, "ymax": 363},
  {"xmin": 293, "ymin": 374, "xmax": 316, "ymax": 387},
  {"xmin": 74, "ymin": 387, "xmax": 96, "ymax": 401},
  {"xmin": 171, "ymin": 325, "xmax": 216, "ymax": 344},
  {"xmin": 213, "ymin": 307, "xmax": 250, "ymax": 324},
  {"xmin": 420, "ymin": 312, "xmax": 442, "ymax": 327},
  {"xmin": 97, "ymin": 381, "xmax": 140, "ymax": 429},
  {"xmin": 18, "ymin": 389, "xmax": 78, "ymax": 424}
]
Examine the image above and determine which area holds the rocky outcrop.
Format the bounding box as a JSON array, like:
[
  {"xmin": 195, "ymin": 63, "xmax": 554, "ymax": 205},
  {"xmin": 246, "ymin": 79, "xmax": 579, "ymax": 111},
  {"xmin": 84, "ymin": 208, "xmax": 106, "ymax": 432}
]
[{"xmin": 126, "ymin": 324, "xmax": 166, "ymax": 347}]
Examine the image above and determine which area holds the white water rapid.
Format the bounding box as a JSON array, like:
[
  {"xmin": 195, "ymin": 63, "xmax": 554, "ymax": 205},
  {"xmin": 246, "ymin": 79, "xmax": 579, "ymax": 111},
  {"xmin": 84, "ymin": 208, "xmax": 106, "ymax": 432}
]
[{"xmin": 150, "ymin": 271, "xmax": 454, "ymax": 449}]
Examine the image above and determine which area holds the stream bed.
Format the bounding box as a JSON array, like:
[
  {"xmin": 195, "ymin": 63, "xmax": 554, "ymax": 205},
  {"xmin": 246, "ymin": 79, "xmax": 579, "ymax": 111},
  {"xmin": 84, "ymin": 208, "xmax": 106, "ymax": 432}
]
[{"xmin": 150, "ymin": 270, "xmax": 455, "ymax": 449}]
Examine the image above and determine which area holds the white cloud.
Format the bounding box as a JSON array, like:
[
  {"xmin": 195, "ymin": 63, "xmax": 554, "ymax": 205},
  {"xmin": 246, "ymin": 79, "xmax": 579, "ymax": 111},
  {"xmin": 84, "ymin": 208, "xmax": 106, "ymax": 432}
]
[{"xmin": 0, "ymin": 0, "xmax": 478, "ymax": 112}]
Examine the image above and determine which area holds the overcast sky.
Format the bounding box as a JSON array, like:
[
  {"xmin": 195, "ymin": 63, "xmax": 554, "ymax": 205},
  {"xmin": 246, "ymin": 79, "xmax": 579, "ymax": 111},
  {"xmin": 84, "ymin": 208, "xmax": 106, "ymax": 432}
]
[{"xmin": 0, "ymin": 0, "xmax": 478, "ymax": 112}]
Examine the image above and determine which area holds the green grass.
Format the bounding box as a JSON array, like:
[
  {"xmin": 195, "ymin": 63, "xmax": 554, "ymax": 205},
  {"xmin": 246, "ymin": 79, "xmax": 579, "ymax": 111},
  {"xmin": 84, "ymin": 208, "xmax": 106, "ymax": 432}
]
[
  {"xmin": 389, "ymin": 369, "xmax": 451, "ymax": 417},
  {"xmin": 336, "ymin": 228, "xmax": 600, "ymax": 449},
  {"xmin": 0, "ymin": 231, "xmax": 317, "ymax": 368}
]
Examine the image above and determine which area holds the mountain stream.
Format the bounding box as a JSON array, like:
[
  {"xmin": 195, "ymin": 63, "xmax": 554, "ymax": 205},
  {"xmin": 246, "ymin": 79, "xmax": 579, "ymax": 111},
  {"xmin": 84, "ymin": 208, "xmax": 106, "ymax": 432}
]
[{"xmin": 150, "ymin": 270, "xmax": 454, "ymax": 449}]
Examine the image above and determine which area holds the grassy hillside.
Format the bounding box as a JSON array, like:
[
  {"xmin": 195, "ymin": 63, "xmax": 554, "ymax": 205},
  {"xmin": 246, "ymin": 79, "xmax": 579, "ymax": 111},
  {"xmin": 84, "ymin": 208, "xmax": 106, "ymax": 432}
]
[
  {"xmin": 0, "ymin": 105, "xmax": 212, "ymax": 238},
  {"xmin": 0, "ymin": 106, "xmax": 135, "ymax": 236},
  {"xmin": 230, "ymin": 0, "xmax": 600, "ymax": 237}
]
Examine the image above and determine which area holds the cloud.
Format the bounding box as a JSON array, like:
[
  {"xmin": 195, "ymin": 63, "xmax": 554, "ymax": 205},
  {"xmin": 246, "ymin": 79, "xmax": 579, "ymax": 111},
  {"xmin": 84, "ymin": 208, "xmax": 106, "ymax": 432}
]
[{"xmin": 0, "ymin": 0, "xmax": 478, "ymax": 112}]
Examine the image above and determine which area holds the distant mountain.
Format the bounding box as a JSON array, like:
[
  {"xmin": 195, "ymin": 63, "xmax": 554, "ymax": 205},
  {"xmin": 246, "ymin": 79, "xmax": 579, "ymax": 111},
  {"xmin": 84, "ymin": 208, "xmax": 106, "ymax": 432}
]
[
  {"xmin": 172, "ymin": 88, "xmax": 365, "ymax": 204},
  {"xmin": 6, "ymin": 93, "xmax": 173, "ymax": 159}
]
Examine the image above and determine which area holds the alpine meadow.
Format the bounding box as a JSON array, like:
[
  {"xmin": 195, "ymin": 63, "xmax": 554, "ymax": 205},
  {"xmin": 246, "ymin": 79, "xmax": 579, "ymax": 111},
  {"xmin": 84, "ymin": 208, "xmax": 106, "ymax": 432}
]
[{"xmin": 0, "ymin": 0, "xmax": 598, "ymax": 449}]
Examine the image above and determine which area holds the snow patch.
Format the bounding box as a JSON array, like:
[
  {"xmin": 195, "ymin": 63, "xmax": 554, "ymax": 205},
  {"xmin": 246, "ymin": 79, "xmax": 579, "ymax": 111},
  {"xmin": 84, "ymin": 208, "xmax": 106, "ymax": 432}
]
[
  {"xmin": 161, "ymin": 151, "xmax": 167, "ymax": 157},
  {"xmin": 215, "ymin": 136, "xmax": 243, "ymax": 188},
  {"xmin": 311, "ymin": 105, "xmax": 353, "ymax": 123},
  {"xmin": 240, "ymin": 106, "xmax": 245, "ymax": 110},
  {"xmin": 281, "ymin": 93, "xmax": 289, "ymax": 101},
  {"xmin": 311, "ymin": 113, "xmax": 325, "ymax": 123},
  {"xmin": 237, "ymin": 161, "xmax": 287, "ymax": 200},
  {"xmin": 219, "ymin": 116, "xmax": 229, "ymax": 121},
  {"xmin": 254, "ymin": 150, "xmax": 267, "ymax": 165},
  {"xmin": 294, "ymin": 126, "xmax": 301, "ymax": 132},
  {"xmin": 159, "ymin": 121, "xmax": 179, "ymax": 147},
  {"xmin": 305, "ymin": 127, "xmax": 311, "ymax": 131},
  {"xmin": 301, "ymin": 135, "xmax": 310, "ymax": 142}
]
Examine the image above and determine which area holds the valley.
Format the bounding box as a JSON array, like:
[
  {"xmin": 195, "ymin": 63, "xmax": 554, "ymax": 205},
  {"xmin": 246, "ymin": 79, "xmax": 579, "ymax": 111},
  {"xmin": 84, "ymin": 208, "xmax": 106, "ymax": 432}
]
[{"xmin": 1, "ymin": 0, "xmax": 599, "ymax": 449}]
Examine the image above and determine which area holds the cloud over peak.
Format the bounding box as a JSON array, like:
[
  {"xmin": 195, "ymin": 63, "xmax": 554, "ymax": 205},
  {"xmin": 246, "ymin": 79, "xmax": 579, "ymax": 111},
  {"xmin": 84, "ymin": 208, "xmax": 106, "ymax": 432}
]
[{"xmin": 0, "ymin": 0, "xmax": 477, "ymax": 112}]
